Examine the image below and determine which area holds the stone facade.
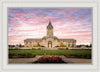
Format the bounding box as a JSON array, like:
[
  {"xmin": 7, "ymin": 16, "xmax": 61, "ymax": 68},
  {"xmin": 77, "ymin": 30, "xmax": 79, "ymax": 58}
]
[{"xmin": 24, "ymin": 21, "xmax": 76, "ymax": 48}]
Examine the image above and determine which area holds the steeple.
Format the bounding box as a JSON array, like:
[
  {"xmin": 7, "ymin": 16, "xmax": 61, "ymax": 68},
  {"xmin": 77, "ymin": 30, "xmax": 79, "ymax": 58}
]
[
  {"xmin": 47, "ymin": 20, "xmax": 53, "ymax": 36},
  {"xmin": 47, "ymin": 20, "xmax": 53, "ymax": 29}
]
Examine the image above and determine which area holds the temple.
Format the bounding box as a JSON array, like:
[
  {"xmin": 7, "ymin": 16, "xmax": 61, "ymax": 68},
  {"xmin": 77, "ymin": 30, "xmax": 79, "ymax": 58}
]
[{"xmin": 24, "ymin": 20, "xmax": 76, "ymax": 48}]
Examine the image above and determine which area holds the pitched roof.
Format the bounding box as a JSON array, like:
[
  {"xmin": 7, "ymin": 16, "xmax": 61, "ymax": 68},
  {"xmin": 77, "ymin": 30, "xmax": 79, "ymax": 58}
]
[
  {"xmin": 59, "ymin": 39, "xmax": 76, "ymax": 41},
  {"xmin": 24, "ymin": 38, "xmax": 42, "ymax": 41}
]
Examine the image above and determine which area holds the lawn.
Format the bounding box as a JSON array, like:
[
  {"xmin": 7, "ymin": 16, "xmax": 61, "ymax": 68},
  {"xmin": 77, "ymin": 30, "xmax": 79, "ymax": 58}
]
[{"xmin": 9, "ymin": 49, "xmax": 91, "ymax": 56}]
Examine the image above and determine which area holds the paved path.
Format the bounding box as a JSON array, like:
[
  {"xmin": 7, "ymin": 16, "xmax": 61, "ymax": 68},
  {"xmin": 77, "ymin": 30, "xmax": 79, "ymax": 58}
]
[
  {"xmin": 9, "ymin": 56, "xmax": 40, "ymax": 64},
  {"xmin": 60, "ymin": 56, "xmax": 91, "ymax": 64},
  {"xmin": 9, "ymin": 56, "xmax": 91, "ymax": 64}
]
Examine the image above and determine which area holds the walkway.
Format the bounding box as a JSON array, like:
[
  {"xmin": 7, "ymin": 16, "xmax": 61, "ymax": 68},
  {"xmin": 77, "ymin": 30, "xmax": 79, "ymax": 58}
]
[{"xmin": 9, "ymin": 56, "xmax": 91, "ymax": 64}]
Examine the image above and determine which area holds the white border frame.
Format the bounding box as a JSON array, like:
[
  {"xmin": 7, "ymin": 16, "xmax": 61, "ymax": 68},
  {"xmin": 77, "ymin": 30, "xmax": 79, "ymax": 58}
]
[{"xmin": 0, "ymin": 0, "xmax": 99, "ymax": 72}]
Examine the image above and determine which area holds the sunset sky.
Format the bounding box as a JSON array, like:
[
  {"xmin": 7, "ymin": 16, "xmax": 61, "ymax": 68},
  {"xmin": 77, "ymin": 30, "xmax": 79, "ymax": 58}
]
[{"xmin": 8, "ymin": 8, "xmax": 92, "ymax": 45}]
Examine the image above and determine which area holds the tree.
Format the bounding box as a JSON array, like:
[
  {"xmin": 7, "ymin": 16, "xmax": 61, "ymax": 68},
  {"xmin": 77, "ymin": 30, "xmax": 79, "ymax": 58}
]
[
  {"xmin": 8, "ymin": 45, "xmax": 11, "ymax": 47},
  {"xmin": 90, "ymin": 43, "xmax": 92, "ymax": 47},
  {"xmin": 86, "ymin": 45, "xmax": 89, "ymax": 47},
  {"xmin": 12, "ymin": 45, "xmax": 15, "ymax": 47},
  {"xmin": 19, "ymin": 44, "xmax": 22, "ymax": 47}
]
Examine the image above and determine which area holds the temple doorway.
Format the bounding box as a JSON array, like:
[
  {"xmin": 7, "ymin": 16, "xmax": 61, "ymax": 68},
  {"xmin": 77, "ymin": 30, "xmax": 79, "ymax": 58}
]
[{"xmin": 48, "ymin": 41, "xmax": 52, "ymax": 48}]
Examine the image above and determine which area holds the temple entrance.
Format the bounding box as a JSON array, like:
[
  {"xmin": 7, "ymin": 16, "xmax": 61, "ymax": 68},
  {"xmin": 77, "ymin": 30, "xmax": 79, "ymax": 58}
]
[{"xmin": 48, "ymin": 41, "xmax": 52, "ymax": 48}]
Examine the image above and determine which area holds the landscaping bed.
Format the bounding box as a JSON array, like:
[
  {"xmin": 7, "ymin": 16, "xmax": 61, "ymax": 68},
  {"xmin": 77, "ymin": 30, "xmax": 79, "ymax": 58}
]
[
  {"xmin": 9, "ymin": 52, "xmax": 36, "ymax": 58},
  {"xmin": 64, "ymin": 54, "xmax": 91, "ymax": 59},
  {"xmin": 34, "ymin": 56, "xmax": 66, "ymax": 63}
]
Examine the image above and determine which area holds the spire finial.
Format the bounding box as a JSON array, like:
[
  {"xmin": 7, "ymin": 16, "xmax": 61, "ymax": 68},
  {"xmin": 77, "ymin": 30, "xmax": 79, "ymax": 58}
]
[
  {"xmin": 49, "ymin": 19, "xmax": 51, "ymax": 23},
  {"xmin": 49, "ymin": 19, "xmax": 51, "ymax": 25},
  {"xmin": 47, "ymin": 19, "xmax": 53, "ymax": 29}
]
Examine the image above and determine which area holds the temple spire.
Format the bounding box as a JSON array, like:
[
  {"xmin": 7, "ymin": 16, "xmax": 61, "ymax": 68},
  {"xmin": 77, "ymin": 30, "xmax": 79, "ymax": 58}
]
[
  {"xmin": 47, "ymin": 19, "xmax": 53, "ymax": 29},
  {"xmin": 49, "ymin": 19, "xmax": 51, "ymax": 25},
  {"xmin": 47, "ymin": 19, "xmax": 53, "ymax": 36}
]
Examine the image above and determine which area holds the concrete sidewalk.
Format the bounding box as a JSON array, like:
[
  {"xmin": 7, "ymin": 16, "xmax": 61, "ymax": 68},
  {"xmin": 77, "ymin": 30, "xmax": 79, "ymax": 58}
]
[{"xmin": 9, "ymin": 56, "xmax": 91, "ymax": 64}]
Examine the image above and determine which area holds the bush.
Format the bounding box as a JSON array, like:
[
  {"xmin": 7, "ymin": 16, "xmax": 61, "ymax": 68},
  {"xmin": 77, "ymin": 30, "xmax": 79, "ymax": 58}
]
[
  {"xmin": 41, "ymin": 46, "xmax": 45, "ymax": 47},
  {"xmin": 64, "ymin": 54, "xmax": 91, "ymax": 59},
  {"xmin": 55, "ymin": 46, "xmax": 59, "ymax": 47},
  {"xmin": 32, "ymin": 48, "xmax": 36, "ymax": 50},
  {"xmin": 9, "ymin": 51, "xmax": 36, "ymax": 58},
  {"xmin": 38, "ymin": 48, "xmax": 41, "ymax": 50},
  {"xmin": 66, "ymin": 47, "xmax": 68, "ymax": 50}
]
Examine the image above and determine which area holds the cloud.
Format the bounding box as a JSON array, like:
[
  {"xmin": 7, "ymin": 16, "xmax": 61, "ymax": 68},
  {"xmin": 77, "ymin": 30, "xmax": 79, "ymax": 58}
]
[{"xmin": 8, "ymin": 8, "xmax": 92, "ymax": 45}]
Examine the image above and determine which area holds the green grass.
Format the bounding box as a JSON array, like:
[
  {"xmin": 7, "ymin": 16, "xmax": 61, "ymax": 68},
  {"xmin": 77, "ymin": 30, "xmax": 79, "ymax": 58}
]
[{"xmin": 9, "ymin": 50, "xmax": 91, "ymax": 56}]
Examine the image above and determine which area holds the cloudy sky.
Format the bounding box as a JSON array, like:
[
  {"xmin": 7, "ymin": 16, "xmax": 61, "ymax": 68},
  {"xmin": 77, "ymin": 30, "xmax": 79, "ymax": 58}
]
[{"xmin": 8, "ymin": 8, "xmax": 92, "ymax": 45}]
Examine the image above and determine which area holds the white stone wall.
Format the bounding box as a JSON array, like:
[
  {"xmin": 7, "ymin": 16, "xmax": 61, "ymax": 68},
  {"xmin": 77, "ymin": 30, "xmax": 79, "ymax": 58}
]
[{"xmin": 24, "ymin": 38, "xmax": 76, "ymax": 48}]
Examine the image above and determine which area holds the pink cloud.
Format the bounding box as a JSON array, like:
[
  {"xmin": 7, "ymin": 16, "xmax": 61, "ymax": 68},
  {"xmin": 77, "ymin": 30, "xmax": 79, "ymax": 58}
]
[
  {"xmin": 14, "ymin": 12, "xmax": 28, "ymax": 16},
  {"xmin": 9, "ymin": 20, "xmax": 15, "ymax": 24},
  {"xmin": 8, "ymin": 8, "xmax": 92, "ymax": 45}
]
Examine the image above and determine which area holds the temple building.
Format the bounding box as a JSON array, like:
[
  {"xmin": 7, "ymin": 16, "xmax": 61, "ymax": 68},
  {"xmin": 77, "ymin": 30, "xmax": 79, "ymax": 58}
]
[{"xmin": 24, "ymin": 20, "xmax": 76, "ymax": 48}]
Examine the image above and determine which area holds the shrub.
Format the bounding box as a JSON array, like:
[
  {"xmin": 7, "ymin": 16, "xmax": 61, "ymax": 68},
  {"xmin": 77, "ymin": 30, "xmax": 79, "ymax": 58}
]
[
  {"xmin": 66, "ymin": 47, "xmax": 68, "ymax": 50},
  {"xmin": 38, "ymin": 48, "xmax": 41, "ymax": 50},
  {"xmin": 9, "ymin": 51, "xmax": 36, "ymax": 58},
  {"xmin": 32, "ymin": 48, "xmax": 36, "ymax": 50},
  {"xmin": 64, "ymin": 54, "xmax": 91, "ymax": 59},
  {"xmin": 41, "ymin": 46, "xmax": 45, "ymax": 47},
  {"xmin": 55, "ymin": 46, "xmax": 59, "ymax": 47}
]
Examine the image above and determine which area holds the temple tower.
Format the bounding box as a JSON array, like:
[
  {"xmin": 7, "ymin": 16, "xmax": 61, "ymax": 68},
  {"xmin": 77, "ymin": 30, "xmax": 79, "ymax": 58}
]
[{"xmin": 47, "ymin": 20, "xmax": 53, "ymax": 37}]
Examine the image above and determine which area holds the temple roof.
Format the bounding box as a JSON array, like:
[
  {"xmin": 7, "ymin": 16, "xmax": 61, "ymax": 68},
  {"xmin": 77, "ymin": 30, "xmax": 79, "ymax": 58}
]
[
  {"xmin": 47, "ymin": 20, "xmax": 53, "ymax": 29},
  {"xmin": 42, "ymin": 36, "xmax": 58, "ymax": 40},
  {"xmin": 59, "ymin": 39, "xmax": 76, "ymax": 41},
  {"xmin": 24, "ymin": 38, "xmax": 42, "ymax": 41}
]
